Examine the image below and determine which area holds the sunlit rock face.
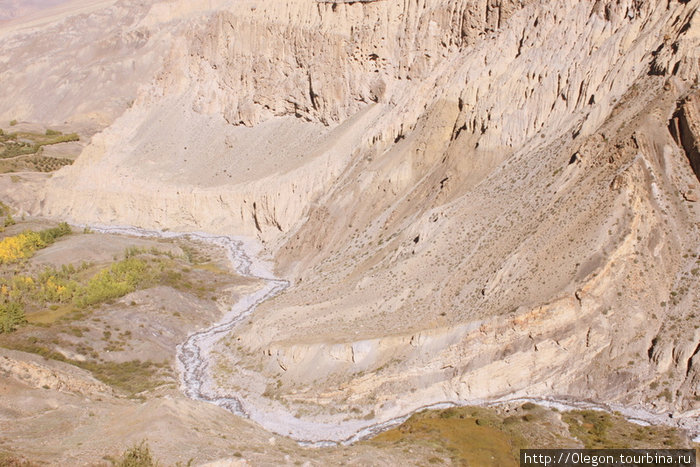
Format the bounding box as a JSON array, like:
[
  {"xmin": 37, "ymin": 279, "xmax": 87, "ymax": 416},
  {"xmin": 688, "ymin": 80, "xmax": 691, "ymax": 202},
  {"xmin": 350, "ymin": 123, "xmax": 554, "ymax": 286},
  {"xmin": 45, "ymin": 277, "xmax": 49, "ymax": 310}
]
[{"xmin": 1, "ymin": 0, "xmax": 699, "ymax": 440}]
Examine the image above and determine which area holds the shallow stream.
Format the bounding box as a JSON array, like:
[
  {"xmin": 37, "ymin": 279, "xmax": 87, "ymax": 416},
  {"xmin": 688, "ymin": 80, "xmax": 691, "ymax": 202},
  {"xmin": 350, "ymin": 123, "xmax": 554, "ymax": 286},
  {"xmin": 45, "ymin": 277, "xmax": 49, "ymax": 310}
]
[{"xmin": 87, "ymin": 224, "xmax": 700, "ymax": 445}]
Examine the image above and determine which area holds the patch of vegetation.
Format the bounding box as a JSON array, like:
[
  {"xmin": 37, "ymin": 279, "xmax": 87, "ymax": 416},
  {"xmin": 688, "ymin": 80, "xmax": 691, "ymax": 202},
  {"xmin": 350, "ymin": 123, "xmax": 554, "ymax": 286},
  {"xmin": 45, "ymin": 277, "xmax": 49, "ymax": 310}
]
[
  {"xmin": 369, "ymin": 405, "xmax": 692, "ymax": 464},
  {"xmin": 0, "ymin": 223, "xmax": 71, "ymax": 264},
  {"xmin": 0, "ymin": 255, "xmax": 150, "ymax": 333},
  {"xmin": 0, "ymin": 129, "xmax": 79, "ymax": 159},
  {"xmin": 25, "ymin": 155, "xmax": 73, "ymax": 172},
  {"xmin": 562, "ymin": 410, "xmax": 686, "ymax": 448},
  {"xmin": 81, "ymin": 359, "xmax": 169, "ymax": 395},
  {"xmin": 0, "ymin": 451, "xmax": 35, "ymax": 466},
  {"xmin": 563, "ymin": 410, "xmax": 611, "ymax": 447},
  {"xmin": 0, "ymin": 201, "xmax": 15, "ymax": 233},
  {"xmin": 0, "ymin": 129, "xmax": 78, "ymax": 174},
  {"xmin": 180, "ymin": 243, "xmax": 210, "ymax": 264},
  {"xmin": 77, "ymin": 257, "xmax": 149, "ymax": 307},
  {"xmin": 0, "ymin": 302, "xmax": 25, "ymax": 333},
  {"xmin": 0, "ymin": 338, "xmax": 169, "ymax": 395},
  {"xmin": 112, "ymin": 440, "xmax": 158, "ymax": 467},
  {"xmin": 1, "ymin": 238, "xmax": 220, "ymax": 335},
  {"xmin": 0, "ymin": 202, "xmax": 9, "ymax": 217},
  {"xmin": 369, "ymin": 406, "xmax": 524, "ymax": 465}
]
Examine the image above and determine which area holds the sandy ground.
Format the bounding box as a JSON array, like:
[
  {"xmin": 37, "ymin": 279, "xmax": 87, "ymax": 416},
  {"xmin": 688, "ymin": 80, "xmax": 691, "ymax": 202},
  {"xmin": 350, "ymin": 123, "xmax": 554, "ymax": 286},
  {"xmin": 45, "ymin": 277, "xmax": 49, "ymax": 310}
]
[{"xmin": 30, "ymin": 232, "xmax": 183, "ymax": 267}]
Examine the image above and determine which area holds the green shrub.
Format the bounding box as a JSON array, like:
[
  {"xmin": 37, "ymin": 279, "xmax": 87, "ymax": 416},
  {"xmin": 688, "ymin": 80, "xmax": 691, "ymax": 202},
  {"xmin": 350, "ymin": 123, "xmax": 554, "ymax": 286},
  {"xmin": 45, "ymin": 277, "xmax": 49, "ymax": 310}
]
[
  {"xmin": 45, "ymin": 129, "xmax": 61, "ymax": 136},
  {"xmin": 563, "ymin": 410, "xmax": 614, "ymax": 447},
  {"xmin": 76, "ymin": 258, "xmax": 148, "ymax": 307},
  {"xmin": 38, "ymin": 222, "xmax": 71, "ymax": 243},
  {"xmin": 0, "ymin": 302, "xmax": 25, "ymax": 333},
  {"xmin": 39, "ymin": 133, "xmax": 79, "ymax": 146},
  {"xmin": 114, "ymin": 440, "xmax": 157, "ymax": 467}
]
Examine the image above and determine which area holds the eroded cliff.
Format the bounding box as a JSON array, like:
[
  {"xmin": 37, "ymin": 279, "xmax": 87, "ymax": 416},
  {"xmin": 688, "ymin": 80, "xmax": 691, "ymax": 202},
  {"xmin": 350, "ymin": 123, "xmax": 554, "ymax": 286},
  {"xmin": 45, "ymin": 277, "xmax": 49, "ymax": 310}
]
[{"xmin": 1, "ymin": 0, "xmax": 699, "ymax": 442}]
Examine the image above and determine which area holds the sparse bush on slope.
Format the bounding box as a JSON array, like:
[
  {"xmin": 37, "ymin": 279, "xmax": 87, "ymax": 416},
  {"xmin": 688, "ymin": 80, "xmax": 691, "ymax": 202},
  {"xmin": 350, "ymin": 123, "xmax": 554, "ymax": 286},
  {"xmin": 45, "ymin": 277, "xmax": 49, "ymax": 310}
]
[
  {"xmin": 0, "ymin": 302, "xmax": 25, "ymax": 333},
  {"xmin": 113, "ymin": 441, "xmax": 157, "ymax": 467}
]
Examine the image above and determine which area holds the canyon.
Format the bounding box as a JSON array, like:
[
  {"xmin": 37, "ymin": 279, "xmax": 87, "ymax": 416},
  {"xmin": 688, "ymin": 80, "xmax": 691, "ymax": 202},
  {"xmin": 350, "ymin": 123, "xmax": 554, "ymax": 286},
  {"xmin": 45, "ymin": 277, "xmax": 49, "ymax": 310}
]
[{"xmin": 1, "ymin": 0, "xmax": 700, "ymax": 463}]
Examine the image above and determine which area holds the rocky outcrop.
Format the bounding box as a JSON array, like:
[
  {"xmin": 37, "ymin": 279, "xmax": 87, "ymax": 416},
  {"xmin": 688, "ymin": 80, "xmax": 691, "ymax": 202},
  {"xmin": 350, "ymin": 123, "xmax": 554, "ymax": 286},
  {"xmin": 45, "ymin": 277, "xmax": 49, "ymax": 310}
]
[
  {"xmin": 210, "ymin": 0, "xmax": 700, "ymax": 428},
  {"xmin": 1, "ymin": 0, "xmax": 699, "ymax": 439},
  {"xmin": 671, "ymin": 90, "xmax": 700, "ymax": 180},
  {"xmin": 12, "ymin": 0, "xmax": 536, "ymax": 239},
  {"xmin": 0, "ymin": 348, "xmax": 112, "ymax": 396}
]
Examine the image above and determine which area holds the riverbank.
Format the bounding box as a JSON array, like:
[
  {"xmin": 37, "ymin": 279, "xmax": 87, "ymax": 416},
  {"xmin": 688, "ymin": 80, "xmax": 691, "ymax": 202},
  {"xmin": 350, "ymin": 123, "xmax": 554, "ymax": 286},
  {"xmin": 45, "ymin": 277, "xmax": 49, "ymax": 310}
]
[{"xmin": 87, "ymin": 224, "xmax": 700, "ymax": 446}]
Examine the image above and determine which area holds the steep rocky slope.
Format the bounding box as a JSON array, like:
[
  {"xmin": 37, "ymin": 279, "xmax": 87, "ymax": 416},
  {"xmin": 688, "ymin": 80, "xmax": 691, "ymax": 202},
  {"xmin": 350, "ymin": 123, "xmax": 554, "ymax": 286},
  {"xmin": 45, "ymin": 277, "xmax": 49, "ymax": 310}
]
[{"xmin": 1, "ymin": 0, "xmax": 699, "ymax": 444}]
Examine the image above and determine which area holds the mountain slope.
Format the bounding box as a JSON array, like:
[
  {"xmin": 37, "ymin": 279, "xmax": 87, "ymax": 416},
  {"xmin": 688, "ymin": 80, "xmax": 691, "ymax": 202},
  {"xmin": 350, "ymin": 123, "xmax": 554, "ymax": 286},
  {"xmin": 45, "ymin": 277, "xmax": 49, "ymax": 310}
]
[{"xmin": 1, "ymin": 0, "xmax": 699, "ymax": 440}]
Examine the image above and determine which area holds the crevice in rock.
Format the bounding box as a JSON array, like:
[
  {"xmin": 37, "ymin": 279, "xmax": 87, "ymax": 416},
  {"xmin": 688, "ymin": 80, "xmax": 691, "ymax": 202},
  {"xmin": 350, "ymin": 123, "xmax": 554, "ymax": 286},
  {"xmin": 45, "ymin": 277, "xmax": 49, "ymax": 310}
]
[
  {"xmin": 252, "ymin": 201, "xmax": 262, "ymax": 233},
  {"xmin": 648, "ymin": 337, "xmax": 658, "ymax": 360},
  {"xmin": 686, "ymin": 342, "xmax": 700, "ymax": 377},
  {"xmin": 668, "ymin": 93, "xmax": 700, "ymax": 181}
]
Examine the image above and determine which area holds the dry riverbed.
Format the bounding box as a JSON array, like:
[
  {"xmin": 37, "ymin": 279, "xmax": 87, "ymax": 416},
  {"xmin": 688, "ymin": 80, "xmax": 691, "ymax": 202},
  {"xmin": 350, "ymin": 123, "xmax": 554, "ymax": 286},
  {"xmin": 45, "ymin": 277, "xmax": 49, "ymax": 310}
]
[{"xmin": 0, "ymin": 215, "xmax": 697, "ymax": 465}]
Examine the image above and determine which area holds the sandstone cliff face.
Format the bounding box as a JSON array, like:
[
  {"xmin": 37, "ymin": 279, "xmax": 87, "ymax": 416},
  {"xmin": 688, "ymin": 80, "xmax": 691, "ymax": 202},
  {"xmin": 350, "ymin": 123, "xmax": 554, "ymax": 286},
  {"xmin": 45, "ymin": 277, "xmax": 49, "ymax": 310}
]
[
  {"xmin": 1, "ymin": 0, "xmax": 700, "ymax": 438},
  {"xmin": 29, "ymin": 0, "xmax": 537, "ymax": 238},
  {"xmin": 209, "ymin": 0, "xmax": 700, "ymax": 428},
  {"xmin": 672, "ymin": 90, "xmax": 700, "ymax": 180}
]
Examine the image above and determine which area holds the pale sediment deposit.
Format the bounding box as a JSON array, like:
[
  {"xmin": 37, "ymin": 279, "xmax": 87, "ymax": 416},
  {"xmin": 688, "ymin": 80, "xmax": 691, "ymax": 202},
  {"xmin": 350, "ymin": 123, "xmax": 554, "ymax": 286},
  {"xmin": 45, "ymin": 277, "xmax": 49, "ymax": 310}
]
[{"xmin": 1, "ymin": 0, "xmax": 700, "ymax": 459}]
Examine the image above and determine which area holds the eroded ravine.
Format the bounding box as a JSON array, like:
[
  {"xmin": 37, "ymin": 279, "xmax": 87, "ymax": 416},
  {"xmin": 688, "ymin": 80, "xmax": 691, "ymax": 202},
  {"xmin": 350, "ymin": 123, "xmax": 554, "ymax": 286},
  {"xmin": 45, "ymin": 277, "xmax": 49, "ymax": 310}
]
[{"xmin": 86, "ymin": 224, "xmax": 700, "ymax": 446}]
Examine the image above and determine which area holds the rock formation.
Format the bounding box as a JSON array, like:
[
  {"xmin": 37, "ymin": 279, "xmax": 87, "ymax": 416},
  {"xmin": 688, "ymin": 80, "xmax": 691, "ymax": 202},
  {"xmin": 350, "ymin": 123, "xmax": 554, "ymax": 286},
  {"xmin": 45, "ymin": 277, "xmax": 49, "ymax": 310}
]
[{"xmin": 1, "ymin": 0, "xmax": 699, "ymax": 440}]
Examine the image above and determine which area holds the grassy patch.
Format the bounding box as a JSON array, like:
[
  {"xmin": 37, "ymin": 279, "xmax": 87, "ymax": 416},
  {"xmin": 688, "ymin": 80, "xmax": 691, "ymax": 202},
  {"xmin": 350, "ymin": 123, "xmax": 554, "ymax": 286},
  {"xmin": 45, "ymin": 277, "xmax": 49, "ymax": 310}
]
[
  {"xmin": 562, "ymin": 410, "xmax": 686, "ymax": 448},
  {"xmin": 193, "ymin": 261, "xmax": 229, "ymax": 275},
  {"xmin": 80, "ymin": 359, "xmax": 169, "ymax": 395},
  {"xmin": 0, "ymin": 130, "xmax": 79, "ymax": 160},
  {"xmin": 0, "ymin": 302, "xmax": 25, "ymax": 333},
  {"xmin": 0, "ymin": 338, "xmax": 169, "ymax": 395},
  {"xmin": 25, "ymin": 303, "xmax": 75, "ymax": 325},
  {"xmin": 368, "ymin": 405, "xmax": 692, "ymax": 464},
  {"xmin": 369, "ymin": 407, "xmax": 522, "ymax": 466}
]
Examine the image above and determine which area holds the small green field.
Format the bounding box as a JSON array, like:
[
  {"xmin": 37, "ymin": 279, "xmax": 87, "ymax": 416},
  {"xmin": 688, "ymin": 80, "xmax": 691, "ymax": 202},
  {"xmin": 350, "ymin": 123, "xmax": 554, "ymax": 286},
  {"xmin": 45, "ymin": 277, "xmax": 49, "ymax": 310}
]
[
  {"xmin": 0, "ymin": 128, "xmax": 78, "ymax": 173},
  {"xmin": 366, "ymin": 404, "xmax": 695, "ymax": 465}
]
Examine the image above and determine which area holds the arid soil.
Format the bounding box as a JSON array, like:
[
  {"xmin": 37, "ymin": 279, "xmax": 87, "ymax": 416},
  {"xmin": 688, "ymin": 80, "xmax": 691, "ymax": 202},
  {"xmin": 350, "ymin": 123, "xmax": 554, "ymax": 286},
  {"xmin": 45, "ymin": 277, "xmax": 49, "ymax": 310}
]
[{"xmin": 1, "ymin": 0, "xmax": 699, "ymax": 464}]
